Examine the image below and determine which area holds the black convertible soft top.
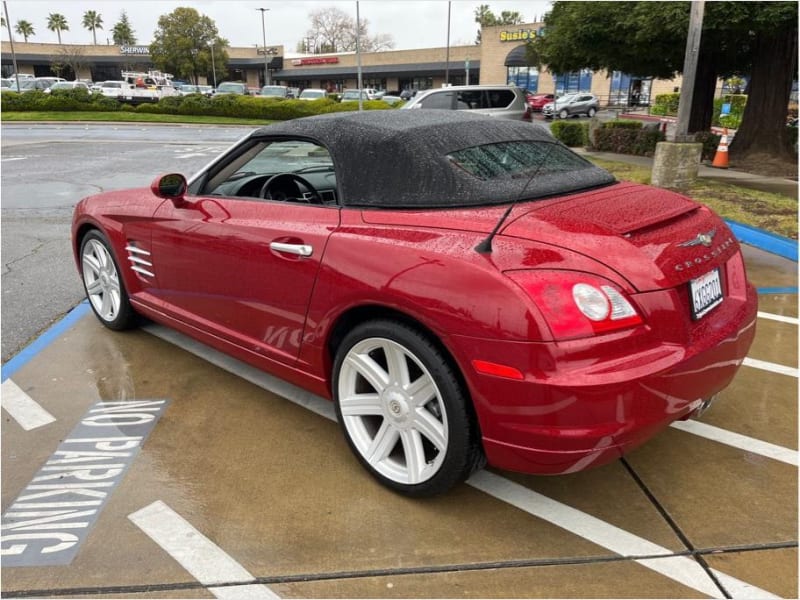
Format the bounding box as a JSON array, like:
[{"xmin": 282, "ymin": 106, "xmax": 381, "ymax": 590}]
[{"xmin": 252, "ymin": 110, "xmax": 614, "ymax": 208}]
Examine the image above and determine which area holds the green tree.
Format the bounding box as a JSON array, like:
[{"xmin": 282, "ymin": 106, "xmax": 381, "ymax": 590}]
[
  {"xmin": 537, "ymin": 1, "xmax": 798, "ymax": 163},
  {"xmin": 47, "ymin": 13, "xmax": 69, "ymax": 44},
  {"xmin": 82, "ymin": 10, "xmax": 103, "ymax": 45},
  {"xmin": 474, "ymin": 4, "xmax": 524, "ymax": 44},
  {"xmin": 149, "ymin": 7, "xmax": 229, "ymax": 85},
  {"xmin": 15, "ymin": 20, "xmax": 34, "ymax": 43},
  {"xmin": 112, "ymin": 11, "xmax": 137, "ymax": 45}
]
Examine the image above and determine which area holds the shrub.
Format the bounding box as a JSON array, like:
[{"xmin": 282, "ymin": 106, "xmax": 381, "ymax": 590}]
[
  {"xmin": 593, "ymin": 127, "xmax": 665, "ymax": 156},
  {"xmin": 694, "ymin": 131, "xmax": 722, "ymax": 161},
  {"xmin": 651, "ymin": 93, "xmax": 680, "ymax": 116},
  {"xmin": 602, "ymin": 119, "xmax": 642, "ymax": 130},
  {"xmin": 550, "ymin": 120, "xmax": 588, "ymax": 146}
]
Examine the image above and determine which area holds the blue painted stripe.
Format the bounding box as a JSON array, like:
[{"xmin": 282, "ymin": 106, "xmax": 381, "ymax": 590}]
[
  {"xmin": 757, "ymin": 286, "xmax": 799, "ymax": 295},
  {"xmin": 1, "ymin": 301, "xmax": 91, "ymax": 382},
  {"xmin": 725, "ymin": 219, "xmax": 798, "ymax": 262}
]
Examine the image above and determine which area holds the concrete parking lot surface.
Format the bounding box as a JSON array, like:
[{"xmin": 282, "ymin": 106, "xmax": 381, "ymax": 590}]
[{"xmin": 1, "ymin": 244, "xmax": 797, "ymax": 598}]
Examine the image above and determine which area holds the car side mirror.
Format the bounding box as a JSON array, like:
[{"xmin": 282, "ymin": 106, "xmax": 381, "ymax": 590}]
[{"xmin": 151, "ymin": 173, "xmax": 187, "ymax": 205}]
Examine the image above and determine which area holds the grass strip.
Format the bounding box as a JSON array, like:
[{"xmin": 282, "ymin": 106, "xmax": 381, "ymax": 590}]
[{"xmin": 1, "ymin": 111, "xmax": 268, "ymax": 126}]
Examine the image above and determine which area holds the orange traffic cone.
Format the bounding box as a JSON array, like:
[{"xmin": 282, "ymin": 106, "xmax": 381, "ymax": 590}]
[{"xmin": 711, "ymin": 128, "xmax": 729, "ymax": 169}]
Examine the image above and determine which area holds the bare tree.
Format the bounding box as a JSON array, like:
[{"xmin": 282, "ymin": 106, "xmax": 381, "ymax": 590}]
[
  {"xmin": 51, "ymin": 45, "xmax": 87, "ymax": 81},
  {"xmin": 304, "ymin": 7, "xmax": 394, "ymax": 53}
]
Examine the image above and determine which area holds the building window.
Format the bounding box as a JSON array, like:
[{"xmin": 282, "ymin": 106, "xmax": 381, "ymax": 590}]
[
  {"xmin": 364, "ymin": 77, "xmax": 387, "ymax": 90},
  {"xmin": 400, "ymin": 76, "xmax": 433, "ymax": 92},
  {"xmin": 507, "ymin": 66, "xmax": 539, "ymax": 92},
  {"xmin": 554, "ymin": 69, "xmax": 592, "ymax": 95}
]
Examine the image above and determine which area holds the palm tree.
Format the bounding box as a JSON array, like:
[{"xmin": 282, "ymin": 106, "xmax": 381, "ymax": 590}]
[
  {"xmin": 47, "ymin": 13, "xmax": 69, "ymax": 44},
  {"xmin": 15, "ymin": 20, "xmax": 34, "ymax": 43},
  {"xmin": 82, "ymin": 10, "xmax": 103, "ymax": 45}
]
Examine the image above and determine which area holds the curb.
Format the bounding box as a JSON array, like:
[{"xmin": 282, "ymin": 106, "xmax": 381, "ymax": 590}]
[{"xmin": 725, "ymin": 219, "xmax": 798, "ymax": 262}]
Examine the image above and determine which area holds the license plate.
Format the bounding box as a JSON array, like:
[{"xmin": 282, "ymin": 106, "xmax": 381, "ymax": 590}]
[{"xmin": 689, "ymin": 268, "xmax": 724, "ymax": 320}]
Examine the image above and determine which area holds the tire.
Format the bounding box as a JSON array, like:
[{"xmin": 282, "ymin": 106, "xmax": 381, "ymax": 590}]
[
  {"xmin": 79, "ymin": 230, "xmax": 137, "ymax": 330},
  {"xmin": 559, "ymin": 108, "xmax": 569, "ymax": 119},
  {"xmin": 588, "ymin": 107, "xmax": 597, "ymax": 118},
  {"xmin": 333, "ymin": 319, "xmax": 483, "ymax": 497}
]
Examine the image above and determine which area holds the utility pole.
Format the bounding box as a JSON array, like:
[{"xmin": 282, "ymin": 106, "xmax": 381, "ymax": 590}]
[
  {"xmin": 356, "ymin": 1, "xmax": 363, "ymax": 111},
  {"xmin": 673, "ymin": 0, "xmax": 705, "ymax": 141},
  {"xmin": 209, "ymin": 42, "xmax": 217, "ymax": 88},
  {"xmin": 651, "ymin": 0, "xmax": 705, "ymax": 189},
  {"xmin": 257, "ymin": 8, "xmax": 270, "ymax": 86},
  {"xmin": 444, "ymin": 1, "xmax": 451, "ymax": 85}
]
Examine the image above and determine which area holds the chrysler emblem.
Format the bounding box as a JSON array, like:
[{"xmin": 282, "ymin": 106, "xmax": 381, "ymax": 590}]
[{"xmin": 678, "ymin": 229, "xmax": 716, "ymax": 248}]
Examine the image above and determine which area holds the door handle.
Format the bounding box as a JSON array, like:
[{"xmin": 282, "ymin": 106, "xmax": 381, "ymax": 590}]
[{"xmin": 269, "ymin": 242, "xmax": 313, "ymax": 257}]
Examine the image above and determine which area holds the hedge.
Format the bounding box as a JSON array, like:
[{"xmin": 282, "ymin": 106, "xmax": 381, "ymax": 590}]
[
  {"xmin": 591, "ymin": 120, "xmax": 664, "ymax": 156},
  {"xmin": 0, "ymin": 90, "xmax": 395, "ymax": 119},
  {"xmin": 550, "ymin": 120, "xmax": 588, "ymax": 146}
]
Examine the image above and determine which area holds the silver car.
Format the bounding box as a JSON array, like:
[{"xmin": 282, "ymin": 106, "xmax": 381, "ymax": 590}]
[
  {"xmin": 542, "ymin": 93, "xmax": 600, "ymax": 119},
  {"xmin": 401, "ymin": 85, "xmax": 532, "ymax": 121}
]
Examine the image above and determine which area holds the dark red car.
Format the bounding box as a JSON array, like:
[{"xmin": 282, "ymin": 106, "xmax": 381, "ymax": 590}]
[
  {"xmin": 72, "ymin": 111, "xmax": 757, "ymax": 497},
  {"xmin": 527, "ymin": 92, "xmax": 555, "ymax": 111}
]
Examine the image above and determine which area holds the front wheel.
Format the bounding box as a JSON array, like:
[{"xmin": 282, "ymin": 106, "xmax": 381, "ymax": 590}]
[
  {"xmin": 80, "ymin": 230, "xmax": 137, "ymax": 330},
  {"xmin": 333, "ymin": 320, "xmax": 483, "ymax": 497},
  {"xmin": 587, "ymin": 107, "xmax": 597, "ymax": 118},
  {"xmin": 559, "ymin": 108, "xmax": 569, "ymax": 119}
]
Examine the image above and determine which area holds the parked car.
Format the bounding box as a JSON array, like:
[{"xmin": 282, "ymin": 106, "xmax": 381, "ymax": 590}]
[
  {"xmin": 402, "ymin": 85, "xmax": 533, "ymax": 121},
  {"xmin": 340, "ymin": 89, "xmax": 380, "ymax": 102},
  {"xmin": 259, "ymin": 85, "xmax": 291, "ymax": 98},
  {"xmin": 96, "ymin": 80, "xmax": 133, "ymax": 100},
  {"xmin": 214, "ymin": 81, "xmax": 249, "ymax": 95},
  {"xmin": 179, "ymin": 84, "xmax": 214, "ymax": 97},
  {"xmin": 72, "ymin": 110, "xmax": 756, "ymax": 497},
  {"xmin": 298, "ymin": 88, "xmax": 328, "ymax": 100},
  {"xmin": 542, "ymin": 93, "xmax": 600, "ymax": 119},
  {"xmin": 380, "ymin": 95, "xmax": 405, "ymax": 106},
  {"xmin": 526, "ymin": 93, "xmax": 555, "ymax": 111},
  {"xmin": 6, "ymin": 77, "xmax": 64, "ymax": 92},
  {"xmin": 44, "ymin": 81, "xmax": 91, "ymax": 94}
]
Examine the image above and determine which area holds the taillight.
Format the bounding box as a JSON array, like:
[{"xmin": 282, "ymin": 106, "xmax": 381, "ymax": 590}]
[{"xmin": 507, "ymin": 271, "xmax": 644, "ymax": 340}]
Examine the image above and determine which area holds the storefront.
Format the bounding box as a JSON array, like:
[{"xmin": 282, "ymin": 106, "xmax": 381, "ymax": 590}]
[{"xmin": 2, "ymin": 21, "xmax": 680, "ymax": 102}]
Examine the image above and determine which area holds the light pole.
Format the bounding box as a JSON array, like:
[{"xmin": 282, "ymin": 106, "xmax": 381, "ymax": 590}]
[
  {"xmin": 257, "ymin": 7, "xmax": 270, "ymax": 86},
  {"xmin": 209, "ymin": 42, "xmax": 217, "ymax": 88}
]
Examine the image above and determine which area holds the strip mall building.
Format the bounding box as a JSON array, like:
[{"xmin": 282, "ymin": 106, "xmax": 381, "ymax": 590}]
[{"xmin": 1, "ymin": 22, "xmax": 682, "ymax": 106}]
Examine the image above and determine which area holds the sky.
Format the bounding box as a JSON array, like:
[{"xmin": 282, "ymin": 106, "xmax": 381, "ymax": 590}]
[{"xmin": 4, "ymin": 0, "xmax": 552, "ymax": 51}]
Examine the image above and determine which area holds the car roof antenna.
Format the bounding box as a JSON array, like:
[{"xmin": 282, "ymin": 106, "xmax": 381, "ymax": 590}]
[{"xmin": 475, "ymin": 142, "xmax": 556, "ymax": 254}]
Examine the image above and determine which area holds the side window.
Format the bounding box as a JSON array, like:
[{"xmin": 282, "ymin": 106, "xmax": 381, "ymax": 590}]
[
  {"xmin": 203, "ymin": 139, "xmax": 337, "ymax": 203},
  {"xmin": 456, "ymin": 90, "xmax": 484, "ymax": 109},
  {"xmin": 420, "ymin": 91, "xmax": 454, "ymax": 110},
  {"xmin": 487, "ymin": 89, "xmax": 515, "ymax": 108}
]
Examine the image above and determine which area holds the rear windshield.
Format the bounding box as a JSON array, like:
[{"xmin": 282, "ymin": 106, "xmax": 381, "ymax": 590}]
[{"xmin": 448, "ymin": 141, "xmax": 595, "ymax": 181}]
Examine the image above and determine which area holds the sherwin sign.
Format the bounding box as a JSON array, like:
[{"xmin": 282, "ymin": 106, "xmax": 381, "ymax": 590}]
[
  {"xmin": 1, "ymin": 400, "xmax": 169, "ymax": 567},
  {"xmin": 499, "ymin": 29, "xmax": 538, "ymax": 42}
]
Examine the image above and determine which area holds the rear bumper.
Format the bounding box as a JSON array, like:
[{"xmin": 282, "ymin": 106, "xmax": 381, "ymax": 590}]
[{"xmin": 450, "ymin": 282, "xmax": 758, "ymax": 475}]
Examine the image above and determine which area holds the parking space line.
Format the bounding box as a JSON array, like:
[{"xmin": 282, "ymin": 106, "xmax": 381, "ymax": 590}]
[
  {"xmin": 468, "ymin": 471, "xmax": 779, "ymax": 599},
  {"xmin": 670, "ymin": 420, "xmax": 797, "ymax": 466},
  {"xmin": 1, "ymin": 379, "xmax": 56, "ymax": 430},
  {"xmin": 129, "ymin": 501, "xmax": 280, "ymax": 600},
  {"xmin": 757, "ymin": 311, "xmax": 799, "ymax": 325},
  {"xmin": 742, "ymin": 357, "xmax": 799, "ymax": 378},
  {"xmin": 143, "ymin": 323, "xmax": 780, "ymax": 600}
]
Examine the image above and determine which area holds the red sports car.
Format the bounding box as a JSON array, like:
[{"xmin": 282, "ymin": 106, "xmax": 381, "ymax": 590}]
[
  {"xmin": 527, "ymin": 93, "xmax": 555, "ymax": 111},
  {"xmin": 72, "ymin": 111, "xmax": 757, "ymax": 497}
]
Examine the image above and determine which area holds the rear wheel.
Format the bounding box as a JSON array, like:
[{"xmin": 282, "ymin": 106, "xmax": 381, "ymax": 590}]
[
  {"xmin": 80, "ymin": 230, "xmax": 136, "ymax": 330},
  {"xmin": 333, "ymin": 320, "xmax": 483, "ymax": 497},
  {"xmin": 588, "ymin": 107, "xmax": 597, "ymax": 118}
]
